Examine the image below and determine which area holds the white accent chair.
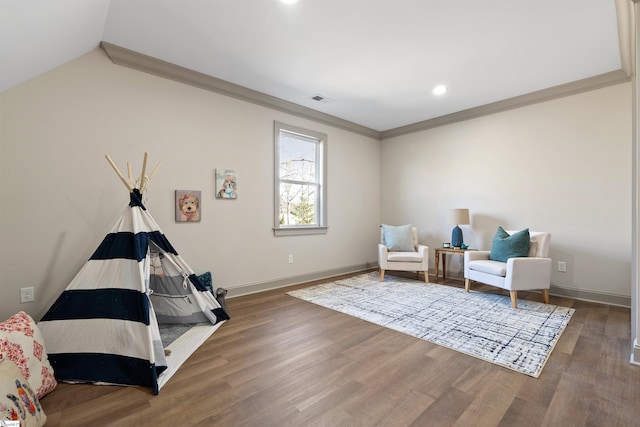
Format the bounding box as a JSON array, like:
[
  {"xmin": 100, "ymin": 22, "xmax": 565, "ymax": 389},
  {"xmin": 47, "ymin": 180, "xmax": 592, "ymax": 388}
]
[
  {"xmin": 378, "ymin": 227, "xmax": 429, "ymax": 283},
  {"xmin": 464, "ymin": 231, "xmax": 551, "ymax": 308}
]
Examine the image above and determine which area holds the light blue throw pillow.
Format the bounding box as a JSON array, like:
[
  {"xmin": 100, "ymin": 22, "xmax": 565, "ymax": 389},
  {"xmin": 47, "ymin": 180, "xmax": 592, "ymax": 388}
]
[
  {"xmin": 381, "ymin": 224, "xmax": 415, "ymax": 252},
  {"xmin": 489, "ymin": 227, "xmax": 530, "ymax": 262}
]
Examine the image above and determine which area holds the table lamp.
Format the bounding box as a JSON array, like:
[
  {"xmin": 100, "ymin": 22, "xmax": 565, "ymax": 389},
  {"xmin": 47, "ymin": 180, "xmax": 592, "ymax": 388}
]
[{"xmin": 449, "ymin": 208, "xmax": 470, "ymax": 248}]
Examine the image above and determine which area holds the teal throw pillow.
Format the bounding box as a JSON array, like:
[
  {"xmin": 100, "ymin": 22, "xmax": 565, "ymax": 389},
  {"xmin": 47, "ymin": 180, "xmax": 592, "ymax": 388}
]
[
  {"xmin": 197, "ymin": 271, "xmax": 213, "ymax": 293},
  {"xmin": 381, "ymin": 224, "xmax": 415, "ymax": 252},
  {"xmin": 489, "ymin": 227, "xmax": 530, "ymax": 262}
]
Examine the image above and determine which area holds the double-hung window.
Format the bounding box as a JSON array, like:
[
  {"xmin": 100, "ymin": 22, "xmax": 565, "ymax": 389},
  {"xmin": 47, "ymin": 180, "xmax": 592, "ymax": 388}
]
[{"xmin": 273, "ymin": 121, "xmax": 327, "ymax": 236}]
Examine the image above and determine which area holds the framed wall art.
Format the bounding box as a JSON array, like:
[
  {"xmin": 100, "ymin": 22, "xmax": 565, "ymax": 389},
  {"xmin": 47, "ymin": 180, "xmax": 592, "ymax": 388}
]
[
  {"xmin": 175, "ymin": 190, "xmax": 201, "ymax": 222},
  {"xmin": 215, "ymin": 169, "xmax": 237, "ymax": 199}
]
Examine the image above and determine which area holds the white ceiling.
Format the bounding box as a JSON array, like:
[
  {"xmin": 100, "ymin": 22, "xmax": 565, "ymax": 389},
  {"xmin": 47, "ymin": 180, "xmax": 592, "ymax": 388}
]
[{"xmin": 0, "ymin": 0, "xmax": 623, "ymax": 132}]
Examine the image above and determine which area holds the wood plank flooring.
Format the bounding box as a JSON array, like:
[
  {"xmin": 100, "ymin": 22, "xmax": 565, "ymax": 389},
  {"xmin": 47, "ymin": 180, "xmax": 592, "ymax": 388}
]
[{"xmin": 40, "ymin": 271, "xmax": 640, "ymax": 426}]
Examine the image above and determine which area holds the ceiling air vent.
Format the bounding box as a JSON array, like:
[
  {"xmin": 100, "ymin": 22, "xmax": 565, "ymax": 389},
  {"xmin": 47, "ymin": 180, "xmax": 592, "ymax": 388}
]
[{"xmin": 311, "ymin": 94, "xmax": 333, "ymax": 104}]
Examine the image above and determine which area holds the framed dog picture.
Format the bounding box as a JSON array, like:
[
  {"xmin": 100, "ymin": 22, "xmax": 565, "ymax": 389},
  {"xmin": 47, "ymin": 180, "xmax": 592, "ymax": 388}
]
[
  {"xmin": 215, "ymin": 169, "xmax": 238, "ymax": 199},
  {"xmin": 175, "ymin": 190, "xmax": 201, "ymax": 222}
]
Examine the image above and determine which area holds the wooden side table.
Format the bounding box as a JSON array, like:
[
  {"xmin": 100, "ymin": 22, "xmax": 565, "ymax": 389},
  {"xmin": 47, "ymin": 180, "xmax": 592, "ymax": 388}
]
[{"xmin": 434, "ymin": 247, "xmax": 474, "ymax": 282}]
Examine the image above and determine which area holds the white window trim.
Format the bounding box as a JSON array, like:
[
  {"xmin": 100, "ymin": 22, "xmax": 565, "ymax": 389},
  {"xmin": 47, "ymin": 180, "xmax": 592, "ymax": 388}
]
[{"xmin": 273, "ymin": 121, "xmax": 328, "ymax": 236}]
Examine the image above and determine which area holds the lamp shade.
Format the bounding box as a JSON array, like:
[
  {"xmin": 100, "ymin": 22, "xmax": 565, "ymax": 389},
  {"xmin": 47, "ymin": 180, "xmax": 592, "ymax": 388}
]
[{"xmin": 449, "ymin": 208, "xmax": 470, "ymax": 225}]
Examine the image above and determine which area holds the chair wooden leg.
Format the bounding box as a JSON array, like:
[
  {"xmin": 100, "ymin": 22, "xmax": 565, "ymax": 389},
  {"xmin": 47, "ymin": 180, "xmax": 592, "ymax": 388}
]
[
  {"xmin": 510, "ymin": 291, "xmax": 518, "ymax": 309},
  {"xmin": 464, "ymin": 279, "xmax": 470, "ymax": 292},
  {"xmin": 380, "ymin": 269, "xmax": 385, "ymax": 282},
  {"xmin": 423, "ymin": 272, "xmax": 428, "ymax": 284},
  {"xmin": 542, "ymin": 289, "xmax": 550, "ymax": 304}
]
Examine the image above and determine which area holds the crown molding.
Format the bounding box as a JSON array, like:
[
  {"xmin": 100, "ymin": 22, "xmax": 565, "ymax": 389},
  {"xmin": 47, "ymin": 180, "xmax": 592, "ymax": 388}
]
[
  {"xmin": 615, "ymin": 0, "xmax": 635, "ymax": 76},
  {"xmin": 99, "ymin": 42, "xmax": 382, "ymax": 140},
  {"xmin": 380, "ymin": 69, "xmax": 630, "ymax": 140},
  {"xmin": 101, "ymin": 42, "xmax": 629, "ymax": 142}
]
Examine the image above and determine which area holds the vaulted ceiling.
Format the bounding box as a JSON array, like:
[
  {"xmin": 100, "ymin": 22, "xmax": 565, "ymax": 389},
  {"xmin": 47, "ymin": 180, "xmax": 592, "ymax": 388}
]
[{"xmin": 0, "ymin": 0, "xmax": 625, "ymax": 134}]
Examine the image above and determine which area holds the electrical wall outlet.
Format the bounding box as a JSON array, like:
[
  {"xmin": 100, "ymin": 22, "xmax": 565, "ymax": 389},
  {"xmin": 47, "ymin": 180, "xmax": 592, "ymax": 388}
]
[
  {"xmin": 20, "ymin": 287, "xmax": 35, "ymax": 303},
  {"xmin": 557, "ymin": 261, "xmax": 567, "ymax": 272},
  {"xmin": 288, "ymin": 254, "xmax": 294, "ymax": 264}
]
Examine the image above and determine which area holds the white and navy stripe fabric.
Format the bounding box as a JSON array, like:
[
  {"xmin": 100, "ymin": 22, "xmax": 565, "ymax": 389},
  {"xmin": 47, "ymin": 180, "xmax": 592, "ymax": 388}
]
[{"xmin": 38, "ymin": 190, "xmax": 228, "ymax": 394}]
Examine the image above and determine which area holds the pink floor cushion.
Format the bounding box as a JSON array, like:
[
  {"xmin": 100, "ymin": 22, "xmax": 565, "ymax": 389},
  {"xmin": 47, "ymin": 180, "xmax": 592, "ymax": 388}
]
[{"xmin": 0, "ymin": 311, "xmax": 57, "ymax": 398}]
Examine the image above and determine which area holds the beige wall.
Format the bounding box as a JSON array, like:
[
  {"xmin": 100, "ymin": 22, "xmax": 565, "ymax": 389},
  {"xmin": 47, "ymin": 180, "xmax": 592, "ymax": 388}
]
[
  {"xmin": 0, "ymin": 49, "xmax": 382, "ymax": 321},
  {"xmin": 381, "ymin": 82, "xmax": 632, "ymax": 302},
  {"xmin": 0, "ymin": 47, "xmax": 632, "ymax": 323}
]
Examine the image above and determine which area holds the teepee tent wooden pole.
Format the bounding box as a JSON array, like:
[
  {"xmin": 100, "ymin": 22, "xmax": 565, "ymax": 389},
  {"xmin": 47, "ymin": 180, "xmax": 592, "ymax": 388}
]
[
  {"xmin": 106, "ymin": 152, "xmax": 160, "ymax": 193},
  {"xmin": 142, "ymin": 162, "xmax": 162, "ymax": 193},
  {"xmin": 105, "ymin": 155, "xmax": 134, "ymax": 192},
  {"xmin": 127, "ymin": 162, "xmax": 133, "ymax": 183},
  {"xmin": 139, "ymin": 152, "xmax": 149, "ymax": 192}
]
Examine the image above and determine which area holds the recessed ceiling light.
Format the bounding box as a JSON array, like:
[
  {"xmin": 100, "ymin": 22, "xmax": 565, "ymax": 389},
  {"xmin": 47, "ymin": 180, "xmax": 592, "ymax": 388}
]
[
  {"xmin": 432, "ymin": 85, "xmax": 447, "ymax": 95},
  {"xmin": 280, "ymin": 0, "xmax": 298, "ymax": 4}
]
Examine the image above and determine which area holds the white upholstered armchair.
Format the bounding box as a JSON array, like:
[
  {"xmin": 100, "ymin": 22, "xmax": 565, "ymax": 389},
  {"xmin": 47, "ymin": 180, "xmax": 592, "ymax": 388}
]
[
  {"xmin": 378, "ymin": 224, "xmax": 429, "ymax": 283},
  {"xmin": 464, "ymin": 229, "xmax": 551, "ymax": 308}
]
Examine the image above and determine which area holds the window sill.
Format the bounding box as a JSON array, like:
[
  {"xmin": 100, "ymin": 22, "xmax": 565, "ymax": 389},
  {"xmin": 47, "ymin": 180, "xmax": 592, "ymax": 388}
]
[{"xmin": 273, "ymin": 226, "xmax": 328, "ymax": 237}]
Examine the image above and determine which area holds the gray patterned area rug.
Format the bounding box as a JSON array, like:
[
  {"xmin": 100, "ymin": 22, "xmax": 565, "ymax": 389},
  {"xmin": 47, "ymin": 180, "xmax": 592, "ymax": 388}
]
[{"xmin": 287, "ymin": 272, "xmax": 574, "ymax": 378}]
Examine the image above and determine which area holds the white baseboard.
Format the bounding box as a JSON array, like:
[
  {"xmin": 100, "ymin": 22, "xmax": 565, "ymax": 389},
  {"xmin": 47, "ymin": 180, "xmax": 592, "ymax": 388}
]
[
  {"xmin": 225, "ymin": 263, "xmax": 632, "ymax": 309},
  {"xmin": 226, "ymin": 262, "xmax": 377, "ymax": 299},
  {"xmin": 549, "ymin": 284, "xmax": 631, "ymax": 308},
  {"xmin": 433, "ymin": 270, "xmax": 631, "ymax": 308}
]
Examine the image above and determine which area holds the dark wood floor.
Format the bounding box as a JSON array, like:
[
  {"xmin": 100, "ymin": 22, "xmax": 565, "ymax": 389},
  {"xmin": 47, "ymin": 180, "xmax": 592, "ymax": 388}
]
[{"xmin": 40, "ymin": 270, "xmax": 640, "ymax": 426}]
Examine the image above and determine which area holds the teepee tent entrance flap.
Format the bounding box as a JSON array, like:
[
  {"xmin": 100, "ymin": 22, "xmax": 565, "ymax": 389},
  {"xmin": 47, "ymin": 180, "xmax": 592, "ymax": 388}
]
[
  {"xmin": 148, "ymin": 241, "xmax": 223, "ymax": 325},
  {"xmin": 38, "ymin": 154, "xmax": 228, "ymax": 394}
]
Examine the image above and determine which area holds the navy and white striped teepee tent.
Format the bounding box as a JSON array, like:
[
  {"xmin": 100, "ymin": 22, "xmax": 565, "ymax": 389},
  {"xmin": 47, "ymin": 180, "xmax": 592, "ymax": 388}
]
[{"xmin": 38, "ymin": 154, "xmax": 228, "ymax": 394}]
